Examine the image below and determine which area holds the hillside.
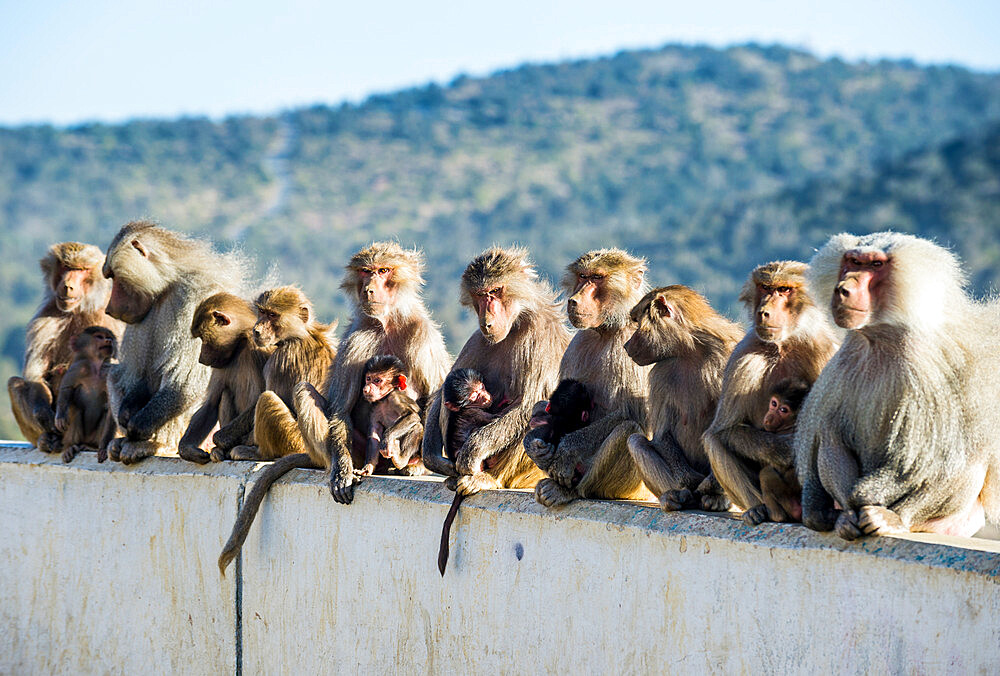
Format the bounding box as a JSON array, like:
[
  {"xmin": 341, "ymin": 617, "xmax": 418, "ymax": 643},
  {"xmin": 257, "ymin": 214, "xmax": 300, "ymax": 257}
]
[{"xmin": 2, "ymin": 43, "xmax": 1000, "ymax": 439}]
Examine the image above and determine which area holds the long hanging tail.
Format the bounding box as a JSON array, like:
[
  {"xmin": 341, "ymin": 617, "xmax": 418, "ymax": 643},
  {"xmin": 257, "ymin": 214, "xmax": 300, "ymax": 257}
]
[
  {"xmin": 438, "ymin": 493, "xmax": 464, "ymax": 576},
  {"xmin": 218, "ymin": 453, "xmax": 318, "ymax": 575}
]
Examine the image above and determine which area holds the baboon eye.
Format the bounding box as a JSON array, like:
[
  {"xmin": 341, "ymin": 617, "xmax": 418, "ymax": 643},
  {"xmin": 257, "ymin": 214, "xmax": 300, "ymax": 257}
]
[
  {"xmin": 871, "ymin": 261, "xmax": 884, "ymax": 268},
  {"xmin": 378, "ymin": 268, "xmax": 390, "ymax": 275},
  {"xmin": 777, "ymin": 286, "xmax": 791, "ymax": 294}
]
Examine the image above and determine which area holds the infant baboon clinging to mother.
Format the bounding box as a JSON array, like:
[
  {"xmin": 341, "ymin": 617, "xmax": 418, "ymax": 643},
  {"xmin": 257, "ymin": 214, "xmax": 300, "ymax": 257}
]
[{"xmin": 354, "ymin": 355, "xmax": 424, "ymax": 477}]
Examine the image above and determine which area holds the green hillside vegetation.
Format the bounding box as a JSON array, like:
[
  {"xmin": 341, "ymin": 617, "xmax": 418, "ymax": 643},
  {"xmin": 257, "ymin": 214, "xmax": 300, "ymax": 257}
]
[{"xmin": 2, "ymin": 43, "xmax": 1000, "ymax": 439}]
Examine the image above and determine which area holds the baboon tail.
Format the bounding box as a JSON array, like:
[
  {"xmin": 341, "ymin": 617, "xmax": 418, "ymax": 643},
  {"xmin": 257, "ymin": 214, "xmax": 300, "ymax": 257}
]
[
  {"xmin": 218, "ymin": 453, "xmax": 318, "ymax": 575},
  {"xmin": 437, "ymin": 493, "xmax": 464, "ymax": 576}
]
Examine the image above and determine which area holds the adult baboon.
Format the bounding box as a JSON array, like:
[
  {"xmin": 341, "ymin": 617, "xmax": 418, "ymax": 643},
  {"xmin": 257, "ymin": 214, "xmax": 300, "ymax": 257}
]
[
  {"xmin": 703, "ymin": 261, "xmax": 839, "ymax": 521},
  {"xmin": 102, "ymin": 220, "xmax": 244, "ymax": 464},
  {"xmin": 295, "ymin": 242, "xmax": 450, "ymax": 503},
  {"xmin": 624, "ymin": 286, "xmax": 743, "ymax": 511},
  {"xmin": 179, "ymin": 292, "xmax": 270, "ymax": 463},
  {"xmin": 797, "ymin": 232, "xmax": 1000, "ymax": 539},
  {"xmin": 423, "ymin": 247, "xmax": 571, "ymax": 496},
  {"xmin": 8, "ymin": 242, "xmax": 122, "ymax": 449},
  {"xmin": 523, "ymin": 249, "xmax": 651, "ymax": 507}
]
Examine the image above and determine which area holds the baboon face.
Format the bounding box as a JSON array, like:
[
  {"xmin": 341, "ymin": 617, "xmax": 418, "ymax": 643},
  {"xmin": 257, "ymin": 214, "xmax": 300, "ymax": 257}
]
[
  {"xmin": 103, "ymin": 239, "xmax": 156, "ymax": 324},
  {"xmin": 74, "ymin": 327, "xmax": 116, "ymax": 360},
  {"xmin": 753, "ymin": 283, "xmax": 800, "ymax": 342},
  {"xmin": 762, "ymin": 396, "xmax": 796, "ymax": 432},
  {"xmin": 358, "ymin": 266, "xmax": 397, "ymax": 318},
  {"xmin": 253, "ymin": 306, "xmax": 301, "ymax": 348},
  {"xmin": 52, "ymin": 266, "xmax": 96, "ymax": 312},
  {"xmin": 362, "ymin": 369, "xmax": 405, "ymax": 403},
  {"xmin": 471, "ymin": 285, "xmax": 517, "ymax": 344},
  {"xmin": 567, "ymin": 270, "xmax": 607, "ymax": 329},
  {"xmin": 194, "ymin": 311, "xmax": 240, "ymax": 367},
  {"xmin": 832, "ymin": 249, "xmax": 890, "ymax": 330},
  {"xmin": 624, "ymin": 293, "xmax": 680, "ymax": 366}
]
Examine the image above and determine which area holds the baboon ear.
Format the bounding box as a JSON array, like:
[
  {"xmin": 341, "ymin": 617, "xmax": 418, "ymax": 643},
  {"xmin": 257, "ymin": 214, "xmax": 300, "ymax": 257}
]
[
  {"xmin": 396, "ymin": 374, "xmax": 407, "ymax": 391},
  {"xmin": 444, "ymin": 401, "xmax": 460, "ymax": 412},
  {"xmin": 632, "ymin": 270, "xmax": 645, "ymax": 290},
  {"xmin": 298, "ymin": 306, "xmax": 310, "ymax": 323},
  {"xmin": 212, "ymin": 311, "xmax": 231, "ymax": 326},
  {"xmin": 130, "ymin": 239, "xmax": 148, "ymax": 258},
  {"xmin": 581, "ymin": 410, "xmax": 589, "ymax": 423},
  {"xmin": 653, "ymin": 295, "xmax": 673, "ymax": 318}
]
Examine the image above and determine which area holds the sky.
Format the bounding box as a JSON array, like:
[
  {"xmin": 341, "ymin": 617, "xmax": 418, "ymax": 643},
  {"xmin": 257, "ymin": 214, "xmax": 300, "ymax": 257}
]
[{"xmin": 1, "ymin": 0, "xmax": 998, "ymax": 127}]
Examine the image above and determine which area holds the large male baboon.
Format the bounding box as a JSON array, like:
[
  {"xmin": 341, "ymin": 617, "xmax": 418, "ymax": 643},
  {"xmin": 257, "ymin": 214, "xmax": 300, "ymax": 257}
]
[
  {"xmin": 523, "ymin": 249, "xmax": 652, "ymax": 507},
  {"xmin": 102, "ymin": 221, "xmax": 244, "ymax": 464},
  {"xmin": 423, "ymin": 247, "xmax": 571, "ymax": 496},
  {"xmin": 8, "ymin": 242, "xmax": 122, "ymax": 449},
  {"xmin": 703, "ymin": 261, "xmax": 839, "ymax": 521},
  {"xmin": 797, "ymin": 232, "xmax": 1000, "ymax": 539}
]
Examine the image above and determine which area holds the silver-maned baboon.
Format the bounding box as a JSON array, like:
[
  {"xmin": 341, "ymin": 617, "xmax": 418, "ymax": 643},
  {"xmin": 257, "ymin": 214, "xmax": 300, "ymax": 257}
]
[
  {"xmin": 797, "ymin": 232, "xmax": 1000, "ymax": 539},
  {"xmin": 524, "ymin": 249, "xmax": 651, "ymax": 507},
  {"xmin": 102, "ymin": 220, "xmax": 244, "ymax": 464},
  {"xmin": 8, "ymin": 242, "xmax": 122, "ymax": 450},
  {"xmin": 703, "ymin": 261, "xmax": 839, "ymax": 524}
]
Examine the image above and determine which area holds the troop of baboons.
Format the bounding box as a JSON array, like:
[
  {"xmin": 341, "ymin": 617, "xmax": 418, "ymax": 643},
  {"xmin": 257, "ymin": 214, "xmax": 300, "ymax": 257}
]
[{"xmin": 8, "ymin": 220, "xmax": 1000, "ymax": 575}]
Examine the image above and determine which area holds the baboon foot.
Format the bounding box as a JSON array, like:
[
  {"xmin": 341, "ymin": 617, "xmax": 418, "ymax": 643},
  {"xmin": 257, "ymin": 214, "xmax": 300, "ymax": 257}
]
[
  {"xmin": 443, "ymin": 476, "xmax": 458, "ymax": 492},
  {"xmin": 118, "ymin": 440, "xmax": 156, "ymax": 465},
  {"xmin": 857, "ymin": 505, "xmax": 907, "ymax": 536},
  {"xmin": 535, "ymin": 478, "xmax": 576, "ymax": 507},
  {"xmin": 835, "ymin": 509, "xmax": 863, "ymax": 541},
  {"xmin": 659, "ymin": 489, "xmax": 693, "ymax": 512},
  {"xmin": 700, "ymin": 491, "xmax": 733, "ymax": 512},
  {"xmin": 802, "ymin": 507, "xmax": 838, "ymax": 532},
  {"xmin": 742, "ymin": 503, "xmax": 770, "ymax": 526},
  {"xmin": 229, "ymin": 445, "xmax": 261, "ymax": 461},
  {"xmin": 209, "ymin": 447, "xmax": 229, "ymax": 462},
  {"xmin": 456, "ymin": 472, "xmax": 500, "ymax": 497},
  {"xmin": 524, "ymin": 438, "xmax": 555, "ymax": 471},
  {"xmin": 106, "ymin": 437, "xmax": 124, "ymax": 463},
  {"xmin": 178, "ymin": 443, "xmax": 210, "ymax": 464},
  {"xmin": 330, "ymin": 471, "xmax": 356, "ymax": 505},
  {"xmin": 37, "ymin": 431, "xmax": 61, "ymax": 453}
]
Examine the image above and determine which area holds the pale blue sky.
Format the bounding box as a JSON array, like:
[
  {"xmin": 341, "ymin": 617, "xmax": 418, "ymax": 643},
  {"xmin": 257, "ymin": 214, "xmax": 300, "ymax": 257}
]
[{"xmin": 1, "ymin": 0, "xmax": 998, "ymax": 126}]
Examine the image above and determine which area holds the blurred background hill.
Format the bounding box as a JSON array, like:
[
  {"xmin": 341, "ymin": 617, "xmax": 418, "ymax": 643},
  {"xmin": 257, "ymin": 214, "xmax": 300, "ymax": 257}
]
[{"xmin": 2, "ymin": 42, "xmax": 999, "ymax": 438}]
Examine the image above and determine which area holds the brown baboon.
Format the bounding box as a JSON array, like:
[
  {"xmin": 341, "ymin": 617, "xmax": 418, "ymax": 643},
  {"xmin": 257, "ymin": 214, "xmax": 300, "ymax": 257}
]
[
  {"xmin": 624, "ymin": 286, "xmax": 743, "ymax": 512},
  {"xmin": 102, "ymin": 221, "xmax": 244, "ymax": 464},
  {"xmin": 226, "ymin": 286, "xmax": 337, "ymax": 461},
  {"xmin": 353, "ymin": 355, "xmax": 423, "ymax": 477},
  {"xmin": 797, "ymin": 232, "xmax": 1000, "ymax": 539},
  {"xmin": 523, "ymin": 249, "xmax": 651, "ymax": 507},
  {"xmin": 703, "ymin": 261, "xmax": 839, "ymax": 522},
  {"xmin": 423, "ymin": 246, "xmax": 571, "ymax": 497},
  {"xmin": 294, "ymin": 242, "xmax": 450, "ymax": 503},
  {"xmin": 178, "ymin": 293, "xmax": 271, "ymax": 463},
  {"xmin": 219, "ymin": 243, "xmax": 450, "ymax": 574},
  {"xmin": 8, "ymin": 242, "xmax": 122, "ymax": 450},
  {"xmin": 748, "ymin": 378, "xmax": 811, "ymax": 525},
  {"xmin": 54, "ymin": 326, "xmax": 117, "ymax": 463}
]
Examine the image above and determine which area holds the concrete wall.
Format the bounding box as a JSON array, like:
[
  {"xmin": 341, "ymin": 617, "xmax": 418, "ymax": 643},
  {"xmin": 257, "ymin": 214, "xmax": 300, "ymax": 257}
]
[{"xmin": 2, "ymin": 443, "xmax": 998, "ymax": 675}]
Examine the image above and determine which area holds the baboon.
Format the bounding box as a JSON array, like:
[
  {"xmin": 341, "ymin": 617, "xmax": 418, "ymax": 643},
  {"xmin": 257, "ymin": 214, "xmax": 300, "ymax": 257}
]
[
  {"xmin": 624, "ymin": 286, "xmax": 743, "ymax": 512},
  {"xmin": 526, "ymin": 378, "xmax": 593, "ymax": 449},
  {"xmin": 226, "ymin": 286, "xmax": 337, "ymax": 461},
  {"xmin": 442, "ymin": 368, "xmax": 499, "ymax": 460},
  {"xmin": 525, "ymin": 249, "xmax": 651, "ymax": 507},
  {"xmin": 294, "ymin": 242, "xmax": 450, "ymax": 504},
  {"xmin": 354, "ymin": 355, "xmax": 423, "ymax": 477},
  {"xmin": 761, "ymin": 378, "xmax": 809, "ymax": 432},
  {"xmin": 220, "ymin": 243, "xmax": 450, "ymax": 574},
  {"xmin": 797, "ymin": 232, "xmax": 1000, "ymax": 539},
  {"xmin": 178, "ymin": 293, "xmax": 271, "ymax": 463},
  {"xmin": 8, "ymin": 242, "xmax": 122, "ymax": 449},
  {"xmin": 745, "ymin": 378, "xmax": 811, "ymax": 525},
  {"xmin": 102, "ymin": 221, "xmax": 244, "ymax": 464},
  {"xmin": 53, "ymin": 326, "xmax": 117, "ymax": 463},
  {"xmin": 703, "ymin": 261, "xmax": 839, "ymax": 521},
  {"xmin": 423, "ymin": 247, "xmax": 571, "ymax": 496}
]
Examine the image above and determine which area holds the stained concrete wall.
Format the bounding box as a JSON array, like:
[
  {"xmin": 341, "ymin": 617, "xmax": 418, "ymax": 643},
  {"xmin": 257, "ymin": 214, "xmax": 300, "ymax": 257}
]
[{"xmin": 1, "ymin": 443, "xmax": 998, "ymax": 675}]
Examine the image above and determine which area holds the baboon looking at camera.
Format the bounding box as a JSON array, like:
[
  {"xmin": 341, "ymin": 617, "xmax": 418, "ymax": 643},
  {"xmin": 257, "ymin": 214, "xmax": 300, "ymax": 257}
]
[{"xmin": 9, "ymin": 242, "xmax": 122, "ymax": 450}]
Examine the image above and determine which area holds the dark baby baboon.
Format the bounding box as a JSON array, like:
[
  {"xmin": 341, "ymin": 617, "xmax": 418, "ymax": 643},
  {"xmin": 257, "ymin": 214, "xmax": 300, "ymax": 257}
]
[{"xmin": 53, "ymin": 326, "xmax": 117, "ymax": 463}]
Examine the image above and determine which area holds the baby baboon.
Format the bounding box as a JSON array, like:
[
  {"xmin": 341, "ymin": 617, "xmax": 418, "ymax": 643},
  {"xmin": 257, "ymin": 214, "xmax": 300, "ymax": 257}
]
[
  {"xmin": 442, "ymin": 368, "xmax": 498, "ymax": 460},
  {"xmin": 54, "ymin": 326, "xmax": 117, "ymax": 463},
  {"xmin": 744, "ymin": 378, "xmax": 811, "ymax": 525},
  {"xmin": 354, "ymin": 355, "xmax": 423, "ymax": 477},
  {"xmin": 527, "ymin": 378, "xmax": 594, "ymax": 449}
]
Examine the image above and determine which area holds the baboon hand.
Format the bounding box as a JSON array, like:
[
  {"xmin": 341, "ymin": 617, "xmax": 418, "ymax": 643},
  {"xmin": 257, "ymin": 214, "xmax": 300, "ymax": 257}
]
[
  {"xmin": 330, "ymin": 468, "xmax": 356, "ymax": 504},
  {"xmin": 354, "ymin": 463, "xmax": 375, "ymax": 477},
  {"xmin": 212, "ymin": 427, "xmax": 239, "ymax": 451},
  {"xmin": 548, "ymin": 454, "xmax": 577, "ymax": 489},
  {"xmin": 524, "ymin": 437, "xmax": 555, "ymax": 470},
  {"xmin": 54, "ymin": 414, "xmax": 68, "ymax": 433}
]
